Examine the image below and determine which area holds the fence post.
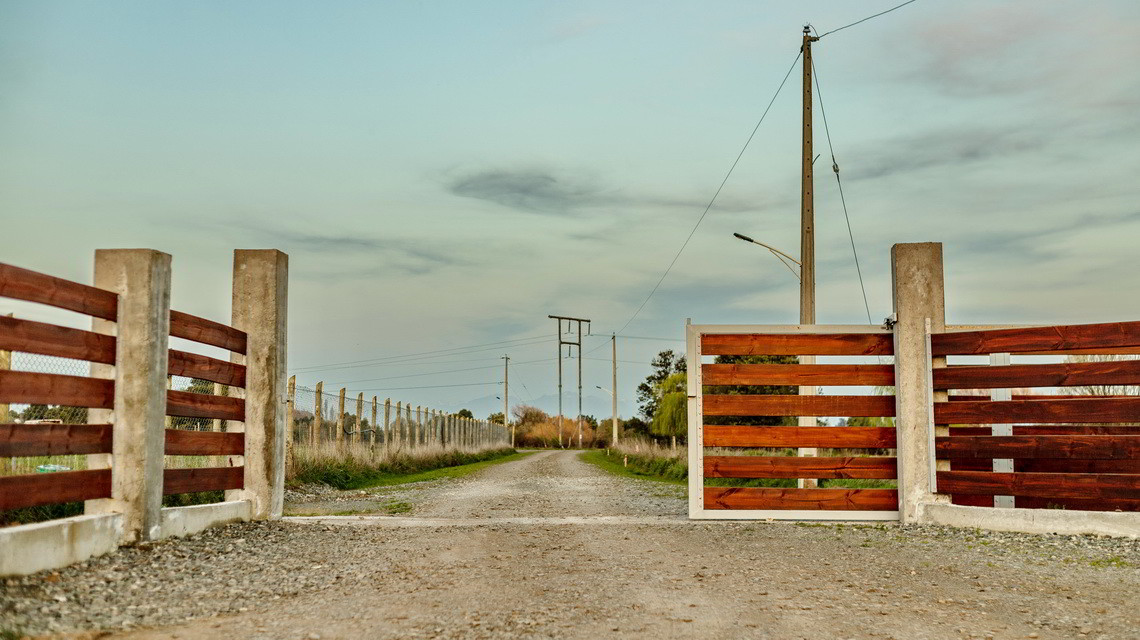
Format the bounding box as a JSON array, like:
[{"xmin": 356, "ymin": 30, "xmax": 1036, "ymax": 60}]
[
  {"xmin": 354, "ymin": 392, "xmax": 363, "ymax": 445},
  {"xmin": 384, "ymin": 398, "xmax": 392, "ymax": 452},
  {"xmin": 286, "ymin": 375, "xmax": 295, "ymax": 468},
  {"xmin": 891, "ymin": 242, "xmax": 947, "ymax": 524},
  {"xmin": 415, "ymin": 406, "xmax": 422, "ymax": 446},
  {"xmin": 335, "ymin": 388, "xmax": 346, "ymax": 445},
  {"xmin": 229, "ymin": 249, "xmax": 288, "ymax": 520},
  {"xmin": 87, "ymin": 249, "xmax": 171, "ymax": 543},
  {"xmin": 395, "ymin": 401, "xmax": 403, "ymax": 449},
  {"xmin": 313, "ymin": 381, "xmax": 323, "ymax": 444},
  {"xmin": 370, "ymin": 396, "xmax": 378, "ymax": 451},
  {"xmin": 406, "ymin": 404, "xmax": 413, "ymax": 449},
  {"xmin": 1, "ymin": 317, "xmax": 10, "ymax": 474}
]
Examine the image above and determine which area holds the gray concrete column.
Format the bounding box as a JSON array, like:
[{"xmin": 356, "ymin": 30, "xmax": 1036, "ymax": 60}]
[
  {"xmin": 891, "ymin": 242, "xmax": 947, "ymax": 523},
  {"xmin": 88, "ymin": 249, "xmax": 171, "ymax": 543},
  {"xmin": 228, "ymin": 249, "xmax": 288, "ymax": 520}
]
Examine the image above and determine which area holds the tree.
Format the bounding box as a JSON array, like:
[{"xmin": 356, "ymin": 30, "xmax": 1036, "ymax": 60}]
[
  {"xmin": 457, "ymin": 408, "xmax": 474, "ymax": 419},
  {"xmin": 650, "ymin": 372, "xmax": 687, "ymax": 448},
  {"xmin": 637, "ymin": 350, "xmax": 686, "ymax": 420},
  {"xmin": 488, "ymin": 411, "xmax": 506, "ymax": 425}
]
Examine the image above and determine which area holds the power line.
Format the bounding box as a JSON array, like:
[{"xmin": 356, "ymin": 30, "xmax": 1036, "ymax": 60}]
[
  {"xmin": 291, "ymin": 335, "xmax": 548, "ymax": 374},
  {"xmin": 349, "ymin": 381, "xmax": 502, "ymax": 393},
  {"xmin": 325, "ymin": 356, "xmax": 554, "ymax": 386},
  {"xmin": 817, "ymin": 0, "xmax": 922, "ymax": 39},
  {"xmin": 812, "ymin": 63, "xmax": 874, "ymax": 325},
  {"xmin": 610, "ymin": 49, "xmax": 803, "ymax": 339}
]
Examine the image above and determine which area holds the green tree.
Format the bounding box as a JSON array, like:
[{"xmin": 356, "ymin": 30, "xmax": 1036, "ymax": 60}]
[
  {"xmin": 637, "ymin": 350, "xmax": 686, "ymax": 420},
  {"xmin": 702, "ymin": 354, "xmax": 798, "ymax": 426},
  {"xmin": 488, "ymin": 411, "xmax": 505, "ymax": 425},
  {"xmin": 457, "ymin": 408, "xmax": 474, "ymax": 419},
  {"xmin": 649, "ymin": 372, "xmax": 687, "ymax": 448}
]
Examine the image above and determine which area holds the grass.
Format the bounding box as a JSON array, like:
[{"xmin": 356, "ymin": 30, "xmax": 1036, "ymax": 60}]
[
  {"xmin": 290, "ymin": 443, "xmax": 525, "ymax": 490},
  {"xmin": 579, "ymin": 449, "xmax": 686, "ymax": 486},
  {"xmin": 1089, "ymin": 555, "xmax": 1132, "ymax": 568},
  {"xmin": 0, "ymin": 490, "xmax": 226, "ymax": 527}
]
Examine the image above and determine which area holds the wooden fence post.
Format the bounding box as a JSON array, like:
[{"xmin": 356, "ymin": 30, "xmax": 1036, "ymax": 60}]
[
  {"xmin": 87, "ymin": 249, "xmax": 171, "ymax": 543},
  {"xmin": 406, "ymin": 403, "xmax": 413, "ymax": 449},
  {"xmin": 313, "ymin": 381, "xmax": 323, "ymax": 444},
  {"xmin": 891, "ymin": 242, "xmax": 947, "ymax": 524},
  {"xmin": 395, "ymin": 401, "xmax": 403, "ymax": 450},
  {"xmin": 384, "ymin": 398, "xmax": 392, "ymax": 452},
  {"xmin": 370, "ymin": 396, "xmax": 378, "ymax": 450},
  {"xmin": 354, "ymin": 392, "xmax": 363, "ymax": 445},
  {"xmin": 229, "ymin": 249, "xmax": 288, "ymax": 520}
]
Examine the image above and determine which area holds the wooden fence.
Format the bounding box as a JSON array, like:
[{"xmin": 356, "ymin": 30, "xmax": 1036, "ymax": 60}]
[
  {"xmin": 688, "ymin": 324, "xmax": 899, "ymax": 520},
  {"xmin": 931, "ymin": 321, "xmax": 1140, "ymax": 512},
  {"xmin": 0, "ymin": 249, "xmax": 287, "ymax": 576}
]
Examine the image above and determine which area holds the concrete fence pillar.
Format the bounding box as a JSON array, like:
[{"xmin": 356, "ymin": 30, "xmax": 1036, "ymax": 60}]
[
  {"xmin": 228, "ymin": 249, "xmax": 288, "ymax": 520},
  {"xmin": 891, "ymin": 242, "xmax": 947, "ymax": 524},
  {"xmin": 286, "ymin": 375, "xmax": 295, "ymax": 465},
  {"xmin": 313, "ymin": 381, "xmax": 323, "ymax": 444},
  {"xmin": 384, "ymin": 398, "xmax": 392, "ymax": 451},
  {"xmin": 354, "ymin": 392, "xmax": 363, "ymax": 445},
  {"xmin": 87, "ymin": 249, "xmax": 171, "ymax": 544},
  {"xmin": 370, "ymin": 396, "xmax": 378, "ymax": 449},
  {"xmin": 335, "ymin": 388, "xmax": 346, "ymax": 445}
]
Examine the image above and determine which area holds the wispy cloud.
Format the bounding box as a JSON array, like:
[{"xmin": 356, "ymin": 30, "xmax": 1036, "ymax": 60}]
[{"xmin": 849, "ymin": 125, "xmax": 1049, "ymax": 181}]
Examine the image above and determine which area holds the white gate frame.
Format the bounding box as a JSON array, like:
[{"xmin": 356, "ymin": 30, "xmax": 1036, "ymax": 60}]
[{"xmin": 686, "ymin": 321, "xmax": 900, "ymax": 521}]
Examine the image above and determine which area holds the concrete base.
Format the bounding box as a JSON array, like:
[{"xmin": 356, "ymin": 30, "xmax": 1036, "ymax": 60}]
[
  {"xmin": 0, "ymin": 513, "xmax": 123, "ymax": 577},
  {"xmin": 159, "ymin": 500, "xmax": 251, "ymax": 539},
  {"xmin": 922, "ymin": 503, "xmax": 1140, "ymax": 539}
]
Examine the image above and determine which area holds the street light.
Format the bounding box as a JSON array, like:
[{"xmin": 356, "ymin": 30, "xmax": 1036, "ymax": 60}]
[{"xmin": 733, "ymin": 232, "xmax": 801, "ymax": 281}]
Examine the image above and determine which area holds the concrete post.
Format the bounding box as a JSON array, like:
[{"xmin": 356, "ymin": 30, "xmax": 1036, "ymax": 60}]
[
  {"xmin": 87, "ymin": 249, "xmax": 171, "ymax": 544},
  {"xmin": 891, "ymin": 242, "xmax": 947, "ymax": 523},
  {"xmin": 1, "ymin": 316, "xmax": 11, "ymax": 474},
  {"xmin": 354, "ymin": 392, "xmax": 363, "ymax": 445},
  {"xmin": 335, "ymin": 388, "xmax": 346, "ymax": 445},
  {"xmin": 286, "ymin": 375, "xmax": 295, "ymax": 467},
  {"xmin": 395, "ymin": 401, "xmax": 403, "ymax": 450},
  {"xmin": 228, "ymin": 249, "xmax": 288, "ymax": 520},
  {"xmin": 313, "ymin": 381, "xmax": 323, "ymax": 444},
  {"xmin": 370, "ymin": 396, "xmax": 378, "ymax": 450},
  {"xmin": 212, "ymin": 383, "xmax": 225, "ymax": 432},
  {"xmin": 384, "ymin": 398, "xmax": 392, "ymax": 452},
  {"xmin": 405, "ymin": 404, "xmax": 413, "ymax": 449},
  {"xmin": 416, "ymin": 406, "xmax": 423, "ymax": 447}
]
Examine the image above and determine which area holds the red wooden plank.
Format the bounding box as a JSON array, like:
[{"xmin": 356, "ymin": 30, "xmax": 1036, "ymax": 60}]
[
  {"xmin": 935, "ymin": 360, "xmax": 1140, "ymax": 390},
  {"xmin": 947, "ymin": 458, "xmax": 1140, "ymax": 474},
  {"xmin": 0, "ymin": 370, "xmax": 113, "ymax": 408},
  {"xmin": 0, "ymin": 316, "xmax": 115, "ymax": 364},
  {"xmin": 170, "ymin": 310, "xmax": 246, "ymax": 355},
  {"xmin": 704, "ymin": 487, "xmax": 898, "ymax": 510},
  {"xmin": 0, "ymin": 423, "xmax": 112, "ymax": 457},
  {"xmin": 1011, "ymin": 497, "xmax": 1140, "ymax": 512},
  {"xmin": 704, "ymin": 394, "xmax": 895, "ymax": 417},
  {"xmin": 935, "ymin": 398, "xmax": 1140, "ymax": 424},
  {"xmin": 936, "ymin": 470, "xmax": 1139, "ymax": 500},
  {"xmin": 701, "ymin": 333, "xmax": 893, "ymax": 356},
  {"xmin": 0, "ymin": 263, "xmax": 117, "ymax": 320},
  {"xmin": 949, "ymin": 425, "xmax": 1140, "ymax": 436},
  {"xmin": 935, "ymin": 435, "xmax": 1140, "ymax": 460},
  {"xmin": 166, "ymin": 390, "xmax": 244, "ymax": 421},
  {"xmin": 164, "ymin": 429, "xmax": 244, "ymax": 456},
  {"xmin": 704, "ymin": 455, "xmax": 896, "ymax": 479},
  {"xmin": 932, "ymin": 321, "xmax": 1140, "ymax": 356},
  {"xmin": 703, "ymin": 426, "xmax": 896, "ymax": 448},
  {"xmin": 703, "ymin": 363, "xmax": 894, "ymax": 386},
  {"xmin": 0, "ymin": 469, "xmax": 111, "ymax": 510},
  {"xmin": 163, "ymin": 467, "xmax": 243, "ymax": 495},
  {"xmin": 168, "ymin": 350, "xmax": 246, "ymax": 387}
]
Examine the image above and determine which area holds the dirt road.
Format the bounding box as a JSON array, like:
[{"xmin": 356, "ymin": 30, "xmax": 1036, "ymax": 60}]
[{"xmin": 4, "ymin": 450, "xmax": 1138, "ymax": 639}]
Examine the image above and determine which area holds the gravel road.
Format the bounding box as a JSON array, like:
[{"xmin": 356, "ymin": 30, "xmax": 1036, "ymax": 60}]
[{"xmin": 3, "ymin": 450, "xmax": 1139, "ymax": 640}]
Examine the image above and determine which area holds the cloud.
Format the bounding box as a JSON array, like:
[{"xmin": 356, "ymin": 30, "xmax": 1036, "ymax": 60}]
[
  {"xmin": 449, "ymin": 169, "xmax": 609, "ymax": 215},
  {"xmin": 849, "ymin": 125, "xmax": 1049, "ymax": 181}
]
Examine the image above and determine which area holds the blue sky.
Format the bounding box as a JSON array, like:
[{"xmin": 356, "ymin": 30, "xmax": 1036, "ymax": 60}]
[{"xmin": 3, "ymin": 1, "xmax": 1140, "ymax": 419}]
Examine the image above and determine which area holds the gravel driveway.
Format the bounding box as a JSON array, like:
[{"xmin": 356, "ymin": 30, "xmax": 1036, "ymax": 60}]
[{"xmin": 2, "ymin": 450, "xmax": 1138, "ymax": 639}]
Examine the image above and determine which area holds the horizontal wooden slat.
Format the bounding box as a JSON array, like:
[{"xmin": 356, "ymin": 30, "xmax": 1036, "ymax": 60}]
[
  {"xmin": 932, "ymin": 321, "xmax": 1140, "ymax": 356},
  {"xmin": 0, "ymin": 423, "xmax": 112, "ymax": 457},
  {"xmin": 948, "ymin": 394, "xmax": 1131, "ymax": 402},
  {"xmin": 703, "ymin": 426, "xmax": 896, "ymax": 448},
  {"xmin": 937, "ymin": 470, "xmax": 1139, "ymax": 500},
  {"xmin": 1008, "ymin": 496, "xmax": 1140, "ymax": 511},
  {"xmin": 701, "ymin": 333, "xmax": 893, "ymax": 356},
  {"xmin": 936, "ymin": 435, "xmax": 1139, "ymax": 460},
  {"xmin": 164, "ymin": 429, "xmax": 244, "ymax": 456},
  {"xmin": 935, "ymin": 398, "xmax": 1140, "ymax": 424},
  {"xmin": 0, "ymin": 469, "xmax": 111, "ymax": 510},
  {"xmin": 0, "ymin": 370, "xmax": 113, "ymax": 408},
  {"xmin": 704, "ymin": 487, "xmax": 898, "ymax": 510},
  {"xmin": 703, "ymin": 363, "xmax": 894, "ymax": 386},
  {"xmin": 704, "ymin": 394, "xmax": 895, "ymax": 417},
  {"xmin": 936, "ymin": 359, "xmax": 1140, "ymax": 390},
  {"xmin": 948, "ymin": 458, "xmax": 1140, "ymax": 474},
  {"xmin": 0, "ymin": 316, "xmax": 115, "ymax": 364},
  {"xmin": 704, "ymin": 455, "xmax": 896, "ymax": 479},
  {"xmin": 0, "ymin": 263, "xmax": 117, "ymax": 320},
  {"xmin": 949, "ymin": 425, "xmax": 1140, "ymax": 436},
  {"xmin": 170, "ymin": 310, "xmax": 246, "ymax": 355},
  {"xmin": 166, "ymin": 390, "xmax": 244, "ymax": 421},
  {"xmin": 163, "ymin": 466, "xmax": 243, "ymax": 495},
  {"xmin": 168, "ymin": 349, "xmax": 246, "ymax": 387}
]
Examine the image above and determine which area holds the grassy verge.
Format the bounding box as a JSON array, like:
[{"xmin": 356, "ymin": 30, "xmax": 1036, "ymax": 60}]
[{"xmin": 290, "ymin": 447, "xmax": 525, "ymax": 490}]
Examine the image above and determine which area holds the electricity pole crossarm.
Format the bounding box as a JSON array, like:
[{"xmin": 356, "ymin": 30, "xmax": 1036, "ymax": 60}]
[{"xmin": 548, "ymin": 314, "xmax": 591, "ymax": 449}]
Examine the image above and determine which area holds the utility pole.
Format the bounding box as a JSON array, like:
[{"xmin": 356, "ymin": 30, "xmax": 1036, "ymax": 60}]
[
  {"xmin": 548, "ymin": 314, "xmax": 590, "ymax": 449},
  {"xmin": 502, "ymin": 355, "xmax": 511, "ymax": 447},
  {"xmin": 800, "ymin": 26, "xmax": 820, "ymax": 488},
  {"xmin": 611, "ymin": 332, "xmax": 618, "ymax": 445}
]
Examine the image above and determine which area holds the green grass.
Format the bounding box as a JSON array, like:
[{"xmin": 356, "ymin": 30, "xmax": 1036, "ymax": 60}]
[
  {"xmin": 291, "ymin": 448, "xmax": 527, "ymax": 490},
  {"xmin": 1089, "ymin": 555, "xmax": 1132, "ymax": 568}
]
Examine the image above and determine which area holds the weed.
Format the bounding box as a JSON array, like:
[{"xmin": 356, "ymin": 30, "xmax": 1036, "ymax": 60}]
[
  {"xmin": 291, "ymin": 446, "xmax": 521, "ymax": 490},
  {"xmin": 1089, "ymin": 556, "xmax": 1131, "ymax": 568},
  {"xmin": 382, "ymin": 501, "xmax": 413, "ymax": 514}
]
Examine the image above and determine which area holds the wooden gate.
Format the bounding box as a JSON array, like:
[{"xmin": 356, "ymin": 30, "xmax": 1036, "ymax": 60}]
[{"xmin": 687, "ymin": 323, "xmax": 899, "ymax": 520}]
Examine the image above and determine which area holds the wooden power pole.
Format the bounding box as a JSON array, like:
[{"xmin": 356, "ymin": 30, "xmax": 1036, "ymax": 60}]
[
  {"xmin": 800, "ymin": 26, "xmax": 820, "ymax": 487},
  {"xmin": 611, "ymin": 333, "xmax": 618, "ymax": 445},
  {"xmin": 502, "ymin": 355, "xmax": 511, "ymax": 447}
]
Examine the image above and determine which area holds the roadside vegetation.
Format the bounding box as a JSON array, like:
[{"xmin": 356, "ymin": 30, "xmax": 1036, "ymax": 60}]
[{"xmin": 288, "ymin": 441, "xmax": 520, "ymax": 490}]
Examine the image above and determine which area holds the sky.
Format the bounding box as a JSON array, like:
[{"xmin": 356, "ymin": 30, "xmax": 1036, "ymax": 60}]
[{"xmin": 2, "ymin": 1, "xmax": 1140, "ymax": 420}]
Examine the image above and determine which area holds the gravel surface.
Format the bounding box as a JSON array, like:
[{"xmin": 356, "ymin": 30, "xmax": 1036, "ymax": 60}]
[{"xmin": 2, "ymin": 450, "xmax": 1138, "ymax": 639}]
